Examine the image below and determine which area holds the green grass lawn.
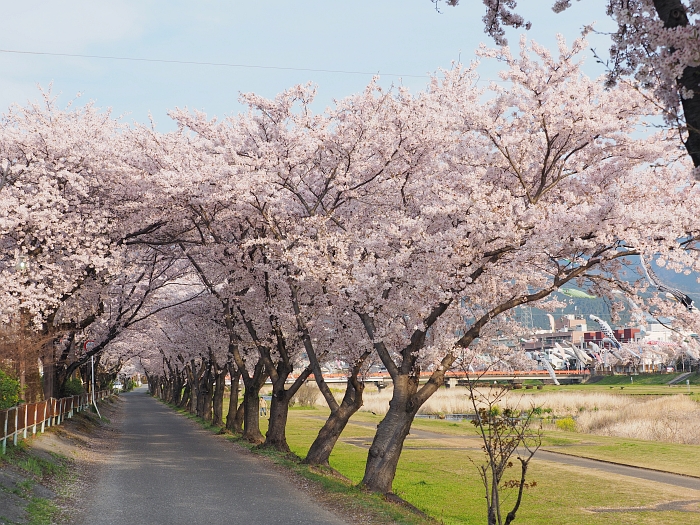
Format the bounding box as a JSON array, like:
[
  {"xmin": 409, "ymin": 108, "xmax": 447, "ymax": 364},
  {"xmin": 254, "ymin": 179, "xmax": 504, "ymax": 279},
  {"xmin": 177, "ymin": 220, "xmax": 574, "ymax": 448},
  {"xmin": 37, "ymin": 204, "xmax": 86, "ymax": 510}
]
[
  {"xmin": 216, "ymin": 380, "xmax": 700, "ymax": 524},
  {"xmin": 588, "ymin": 373, "xmax": 684, "ymax": 385},
  {"xmin": 278, "ymin": 408, "xmax": 700, "ymax": 525},
  {"xmin": 541, "ymin": 433, "xmax": 700, "ymax": 476},
  {"xmin": 329, "ymin": 409, "xmax": 700, "ymax": 477}
]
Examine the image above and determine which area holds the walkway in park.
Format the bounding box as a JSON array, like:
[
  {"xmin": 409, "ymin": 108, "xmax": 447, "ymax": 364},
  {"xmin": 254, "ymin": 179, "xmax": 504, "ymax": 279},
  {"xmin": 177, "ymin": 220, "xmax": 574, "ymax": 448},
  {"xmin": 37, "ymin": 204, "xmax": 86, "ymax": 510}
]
[{"xmin": 78, "ymin": 389, "xmax": 349, "ymax": 525}]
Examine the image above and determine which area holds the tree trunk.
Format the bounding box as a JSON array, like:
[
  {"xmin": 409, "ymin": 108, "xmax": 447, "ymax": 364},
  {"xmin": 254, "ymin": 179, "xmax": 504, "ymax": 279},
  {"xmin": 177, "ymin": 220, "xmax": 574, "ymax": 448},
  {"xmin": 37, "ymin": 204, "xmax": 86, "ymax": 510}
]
[
  {"xmin": 147, "ymin": 374, "xmax": 158, "ymax": 396},
  {"xmin": 233, "ymin": 403, "xmax": 244, "ymax": 433},
  {"xmin": 187, "ymin": 364, "xmax": 198, "ymax": 414},
  {"xmin": 18, "ymin": 348, "xmax": 26, "ymax": 397},
  {"xmin": 652, "ymin": 0, "xmax": 700, "ymax": 168},
  {"xmin": 52, "ymin": 332, "xmax": 76, "ymax": 398},
  {"xmin": 226, "ymin": 368, "xmax": 242, "ymax": 433},
  {"xmin": 262, "ymin": 366, "xmax": 312, "ymax": 452},
  {"xmin": 241, "ymin": 386, "xmax": 264, "ymax": 443},
  {"xmin": 305, "ymin": 377, "xmax": 365, "ymax": 466},
  {"xmin": 171, "ymin": 372, "xmax": 183, "ymax": 406},
  {"xmin": 42, "ymin": 359, "xmax": 55, "ymax": 400},
  {"xmin": 361, "ymin": 375, "xmax": 420, "ymax": 494},
  {"xmin": 200, "ymin": 377, "xmax": 213, "ymax": 422},
  {"xmin": 212, "ymin": 368, "xmax": 226, "ymax": 426},
  {"xmin": 196, "ymin": 359, "xmax": 214, "ymax": 421},
  {"xmin": 157, "ymin": 377, "xmax": 164, "ymax": 399},
  {"xmin": 196, "ymin": 382, "xmax": 206, "ymax": 417},
  {"xmin": 305, "ymin": 402, "xmax": 355, "ymax": 466},
  {"xmin": 55, "ymin": 366, "xmax": 69, "ymax": 398},
  {"xmin": 179, "ymin": 384, "xmax": 191, "ymax": 409},
  {"xmin": 262, "ymin": 389, "xmax": 292, "ymax": 452},
  {"xmin": 237, "ymin": 359, "xmax": 268, "ymax": 443},
  {"xmin": 201, "ymin": 357, "xmax": 216, "ymax": 422},
  {"xmin": 163, "ymin": 376, "xmax": 173, "ymax": 402}
]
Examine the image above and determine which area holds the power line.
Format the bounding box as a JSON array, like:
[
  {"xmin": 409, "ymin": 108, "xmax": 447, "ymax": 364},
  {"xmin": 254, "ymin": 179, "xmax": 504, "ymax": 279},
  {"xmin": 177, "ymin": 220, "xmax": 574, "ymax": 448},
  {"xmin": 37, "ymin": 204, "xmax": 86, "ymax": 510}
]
[
  {"xmin": 0, "ymin": 47, "xmax": 511, "ymax": 84},
  {"xmin": 0, "ymin": 48, "xmax": 430, "ymax": 79}
]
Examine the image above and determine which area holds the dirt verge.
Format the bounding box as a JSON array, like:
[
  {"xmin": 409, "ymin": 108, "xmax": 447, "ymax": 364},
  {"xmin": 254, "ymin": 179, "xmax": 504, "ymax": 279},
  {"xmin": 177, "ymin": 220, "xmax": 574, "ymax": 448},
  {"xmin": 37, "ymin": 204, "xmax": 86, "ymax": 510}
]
[{"xmin": 0, "ymin": 396, "xmax": 123, "ymax": 525}]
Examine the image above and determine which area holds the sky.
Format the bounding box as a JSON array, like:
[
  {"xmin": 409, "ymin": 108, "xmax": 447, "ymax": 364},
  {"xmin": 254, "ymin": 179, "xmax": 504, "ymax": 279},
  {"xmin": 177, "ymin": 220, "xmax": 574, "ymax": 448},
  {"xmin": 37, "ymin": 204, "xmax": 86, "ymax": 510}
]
[{"xmin": 0, "ymin": 0, "xmax": 617, "ymax": 129}]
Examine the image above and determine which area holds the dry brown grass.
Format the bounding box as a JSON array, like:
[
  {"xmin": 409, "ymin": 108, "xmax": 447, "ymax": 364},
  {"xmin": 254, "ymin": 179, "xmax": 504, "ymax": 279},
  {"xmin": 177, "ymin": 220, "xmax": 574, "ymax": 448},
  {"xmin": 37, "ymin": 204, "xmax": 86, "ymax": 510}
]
[
  {"xmin": 358, "ymin": 388, "xmax": 631, "ymax": 416},
  {"xmin": 354, "ymin": 388, "xmax": 700, "ymax": 445},
  {"xmin": 291, "ymin": 383, "xmax": 320, "ymax": 407},
  {"xmin": 576, "ymin": 395, "xmax": 700, "ymax": 444}
]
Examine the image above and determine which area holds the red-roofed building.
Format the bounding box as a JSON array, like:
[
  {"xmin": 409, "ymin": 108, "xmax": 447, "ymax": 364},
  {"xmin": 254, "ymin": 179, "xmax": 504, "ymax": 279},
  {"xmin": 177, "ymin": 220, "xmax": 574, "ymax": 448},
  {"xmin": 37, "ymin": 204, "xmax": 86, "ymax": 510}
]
[{"xmin": 584, "ymin": 327, "xmax": 641, "ymax": 346}]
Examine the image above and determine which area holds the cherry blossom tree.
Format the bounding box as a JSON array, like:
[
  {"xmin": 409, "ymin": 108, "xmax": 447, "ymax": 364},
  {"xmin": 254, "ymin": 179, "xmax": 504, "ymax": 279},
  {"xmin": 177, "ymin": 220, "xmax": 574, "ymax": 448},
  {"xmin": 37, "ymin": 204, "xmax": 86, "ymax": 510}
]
[
  {"xmin": 121, "ymin": 121, "xmax": 285, "ymax": 442},
  {"xmin": 6, "ymin": 32, "xmax": 698, "ymax": 509},
  {"xmin": 438, "ymin": 0, "xmax": 700, "ymax": 171},
  {"xmin": 127, "ymin": 291, "xmax": 231, "ymax": 422},
  {"xmin": 168, "ymin": 85, "xmax": 396, "ymax": 457},
  {"xmin": 0, "ymin": 89, "xmax": 215, "ymax": 399},
  {"xmin": 286, "ymin": 36, "xmax": 693, "ymax": 494},
  {"xmin": 0, "ymin": 92, "xmax": 161, "ymax": 396},
  {"xmin": 164, "ymin": 35, "xmax": 698, "ymax": 492},
  {"xmin": 0, "ymin": 92, "xmax": 125, "ymax": 327}
]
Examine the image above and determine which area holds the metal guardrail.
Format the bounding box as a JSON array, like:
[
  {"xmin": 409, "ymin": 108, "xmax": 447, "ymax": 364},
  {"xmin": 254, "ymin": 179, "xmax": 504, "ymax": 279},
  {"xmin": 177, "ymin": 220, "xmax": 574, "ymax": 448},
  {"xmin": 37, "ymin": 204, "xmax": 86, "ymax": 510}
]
[{"xmin": 0, "ymin": 390, "xmax": 112, "ymax": 454}]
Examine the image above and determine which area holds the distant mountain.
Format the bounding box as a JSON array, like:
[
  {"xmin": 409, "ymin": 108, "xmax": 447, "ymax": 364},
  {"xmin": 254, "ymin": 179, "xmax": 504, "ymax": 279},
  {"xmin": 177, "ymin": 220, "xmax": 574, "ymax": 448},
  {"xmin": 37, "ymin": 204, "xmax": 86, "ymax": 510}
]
[
  {"xmin": 652, "ymin": 265, "xmax": 700, "ymax": 294},
  {"xmin": 516, "ymin": 259, "xmax": 698, "ymax": 331}
]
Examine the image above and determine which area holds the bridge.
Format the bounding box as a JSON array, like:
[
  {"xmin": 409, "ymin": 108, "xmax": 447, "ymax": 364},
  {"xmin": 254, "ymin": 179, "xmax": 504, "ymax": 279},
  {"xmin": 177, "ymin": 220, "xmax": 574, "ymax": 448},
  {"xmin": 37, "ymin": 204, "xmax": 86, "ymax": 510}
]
[{"xmin": 282, "ymin": 369, "xmax": 589, "ymax": 387}]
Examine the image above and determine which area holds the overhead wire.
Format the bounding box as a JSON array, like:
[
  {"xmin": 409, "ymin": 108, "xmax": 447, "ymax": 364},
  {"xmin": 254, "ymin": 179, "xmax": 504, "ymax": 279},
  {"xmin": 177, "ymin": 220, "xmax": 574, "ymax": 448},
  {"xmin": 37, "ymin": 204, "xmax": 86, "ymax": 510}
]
[
  {"xmin": 0, "ymin": 47, "xmax": 509, "ymax": 83},
  {"xmin": 0, "ymin": 48, "xmax": 429, "ymax": 78}
]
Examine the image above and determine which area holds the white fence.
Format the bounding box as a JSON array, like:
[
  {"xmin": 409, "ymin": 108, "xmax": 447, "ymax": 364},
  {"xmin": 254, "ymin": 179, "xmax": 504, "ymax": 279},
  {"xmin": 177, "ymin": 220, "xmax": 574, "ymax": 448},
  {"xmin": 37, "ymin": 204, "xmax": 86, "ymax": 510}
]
[{"xmin": 0, "ymin": 390, "xmax": 112, "ymax": 454}]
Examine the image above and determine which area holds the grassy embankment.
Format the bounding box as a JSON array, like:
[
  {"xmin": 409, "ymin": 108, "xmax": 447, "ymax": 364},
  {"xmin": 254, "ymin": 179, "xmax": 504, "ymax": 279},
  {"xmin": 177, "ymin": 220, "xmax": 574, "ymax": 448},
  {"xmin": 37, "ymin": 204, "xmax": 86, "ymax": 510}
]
[
  {"xmin": 0, "ymin": 395, "xmax": 116, "ymax": 525},
  {"xmin": 0, "ymin": 435, "xmax": 69, "ymax": 525},
  {"xmin": 517, "ymin": 372, "xmax": 699, "ymax": 398}
]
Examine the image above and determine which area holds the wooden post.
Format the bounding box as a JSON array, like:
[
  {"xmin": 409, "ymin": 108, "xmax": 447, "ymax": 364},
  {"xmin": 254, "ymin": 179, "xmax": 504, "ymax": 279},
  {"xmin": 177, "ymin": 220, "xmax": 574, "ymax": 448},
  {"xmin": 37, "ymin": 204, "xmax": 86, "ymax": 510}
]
[
  {"xmin": 2, "ymin": 411, "xmax": 7, "ymax": 454},
  {"xmin": 23, "ymin": 404, "xmax": 28, "ymax": 439},
  {"xmin": 13, "ymin": 408, "xmax": 18, "ymax": 446},
  {"xmin": 32, "ymin": 403, "xmax": 38, "ymax": 435},
  {"xmin": 40, "ymin": 401, "xmax": 46, "ymax": 433}
]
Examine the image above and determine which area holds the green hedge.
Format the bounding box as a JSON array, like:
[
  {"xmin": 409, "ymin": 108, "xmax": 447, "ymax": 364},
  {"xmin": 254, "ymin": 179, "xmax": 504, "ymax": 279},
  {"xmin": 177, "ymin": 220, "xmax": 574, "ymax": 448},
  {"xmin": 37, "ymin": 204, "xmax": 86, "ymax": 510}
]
[
  {"xmin": 62, "ymin": 378, "xmax": 85, "ymax": 397},
  {"xmin": 0, "ymin": 369, "xmax": 22, "ymax": 409}
]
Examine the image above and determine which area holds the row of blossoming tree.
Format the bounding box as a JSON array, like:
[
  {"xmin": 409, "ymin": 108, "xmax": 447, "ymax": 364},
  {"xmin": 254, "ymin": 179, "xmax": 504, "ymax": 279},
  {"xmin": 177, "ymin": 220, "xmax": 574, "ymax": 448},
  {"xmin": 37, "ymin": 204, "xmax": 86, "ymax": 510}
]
[{"xmin": 2, "ymin": 37, "xmax": 699, "ymax": 495}]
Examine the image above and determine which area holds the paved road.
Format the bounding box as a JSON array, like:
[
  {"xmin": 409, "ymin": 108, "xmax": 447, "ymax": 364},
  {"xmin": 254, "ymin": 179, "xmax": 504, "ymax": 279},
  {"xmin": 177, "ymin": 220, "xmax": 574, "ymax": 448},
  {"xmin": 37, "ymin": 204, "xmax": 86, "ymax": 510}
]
[
  {"xmin": 79, "ymin": 389, "xmax": 349, "ymax": 525},
  {"xmin": 536, "ymin": 450, "xmax": 700, "ymax": 491}
]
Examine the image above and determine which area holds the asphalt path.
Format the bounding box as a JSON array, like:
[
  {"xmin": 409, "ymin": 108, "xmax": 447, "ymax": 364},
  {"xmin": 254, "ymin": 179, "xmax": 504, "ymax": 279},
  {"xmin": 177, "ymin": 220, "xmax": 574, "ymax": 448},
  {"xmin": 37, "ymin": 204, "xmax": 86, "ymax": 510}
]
[{"xmin": 79, "ymin": 389, "xmax": 349, "ymax": 525}]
